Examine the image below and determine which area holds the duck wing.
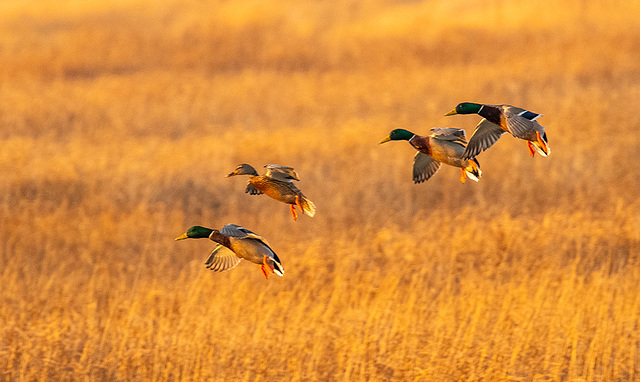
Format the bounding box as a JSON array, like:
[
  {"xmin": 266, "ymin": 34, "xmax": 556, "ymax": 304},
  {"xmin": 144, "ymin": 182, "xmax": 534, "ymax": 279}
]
[
  {"xmin": 267, "ymin": 177, "xmax": 305, "ymax": 198},
  {"xmin": 221, "ymin": 224, "xmax": 270, "ymax": 246},
  {"xmin": 413, "ymin": 152, "xmax": 442, "ymax": 183},
  {"xmin": 429, "ymin": 127, "xmax": 467, "ymax": 145},
  {"xmin": 502, "ymin": 105, "xmax": 543, "ymax": 139},
  {"xmin": 245, "ymin": 183, "xmax": 263, "ymax": 195},
  {"xmin": 264, "ymin": 164, "xmax": 300, "ymax": 182},
  {"xmin": 204, "ymin": 244, "xmax": 242, "ymax": 272},
  {"xmin": 461, "ymin": 119, "xmax": 506, "ymax": 160},
  {"xmin": 221, "ymin": 224, "xmax": 283, "ymax": 276}
]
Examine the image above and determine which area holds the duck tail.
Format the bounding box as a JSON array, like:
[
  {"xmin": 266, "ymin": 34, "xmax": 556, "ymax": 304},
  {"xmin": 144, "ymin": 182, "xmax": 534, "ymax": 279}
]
[
  {"xmin": 268, "ymin": 254, "xmax": 285, "ymax": 277},
  {"xmin": 532, "ymin": 131, "xmax": 550, "ymax": 157},
  {"xmin": 299, "ymin": 196, "xmax": 316, "ymax": 217},
  {"xmin": 464, "ymin": 158, "xmax": 482, "ymax": 182}
]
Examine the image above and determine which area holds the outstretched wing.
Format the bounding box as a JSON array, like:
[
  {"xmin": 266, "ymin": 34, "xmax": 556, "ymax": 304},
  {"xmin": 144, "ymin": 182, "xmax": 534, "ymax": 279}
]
[
  {"xmin": 264, "ymin": 164, "xmax": 300, "ymax": 182},
  {"xmin": 462, "ymin": 119, "xmax": 506, "ymax": 160},
  {"xmin": 204, "ymin": 244, "xmax": 242, "ymax": 272},
  {"xmin": 412, "ymin": 152, "xmax": 442, "ymax": 183}
]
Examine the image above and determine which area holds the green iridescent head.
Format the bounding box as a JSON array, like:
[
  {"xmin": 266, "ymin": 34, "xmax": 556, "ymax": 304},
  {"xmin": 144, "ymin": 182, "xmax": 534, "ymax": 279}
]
[
  {"xmin": 445, "ymin": 102, "xmax": 483, "ymax": 116},
  {"xmin": 175, "ymin": 226, "xmax": 214, "ymax": 240},
  {"xmin": 379, "ymin": 129, "xmax": 415, "ymax": 143}
]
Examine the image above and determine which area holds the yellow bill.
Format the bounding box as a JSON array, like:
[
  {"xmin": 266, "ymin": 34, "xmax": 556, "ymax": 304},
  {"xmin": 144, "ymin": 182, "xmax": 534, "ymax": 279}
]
[{"xmin": 175, "ymin": 233, "xmax": 189, "ymax": 241}]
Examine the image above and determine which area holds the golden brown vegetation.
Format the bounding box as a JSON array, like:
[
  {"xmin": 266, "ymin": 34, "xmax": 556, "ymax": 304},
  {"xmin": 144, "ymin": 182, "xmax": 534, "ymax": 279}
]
[{"xmin": 1, "ymin": 0, "xmax": 640, "ymax": 380}]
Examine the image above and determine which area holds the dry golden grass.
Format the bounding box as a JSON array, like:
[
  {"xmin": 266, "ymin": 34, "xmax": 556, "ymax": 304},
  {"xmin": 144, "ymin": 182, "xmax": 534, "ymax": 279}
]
[{"xmin": 1, "ymin": 0, "xmax": 640, "ymax": 380}]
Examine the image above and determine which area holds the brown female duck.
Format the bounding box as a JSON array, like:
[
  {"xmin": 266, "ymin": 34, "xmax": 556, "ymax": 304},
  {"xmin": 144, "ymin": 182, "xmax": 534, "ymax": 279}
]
[{"xmin": 226, "ymin": 164, "xmax": 316, "ymax": 220}]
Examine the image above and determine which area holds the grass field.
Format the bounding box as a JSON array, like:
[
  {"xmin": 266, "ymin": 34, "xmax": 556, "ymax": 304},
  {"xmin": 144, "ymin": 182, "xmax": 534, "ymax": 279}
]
[{"xmin": 1, "ymin": 0, "xmax": 640, "ymax": 380}]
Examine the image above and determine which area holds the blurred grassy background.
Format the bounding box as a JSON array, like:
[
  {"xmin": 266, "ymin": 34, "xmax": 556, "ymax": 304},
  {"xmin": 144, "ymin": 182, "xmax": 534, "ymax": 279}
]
[{"xmin": 1, "ymin": 0, "xmax": 639, "ymax": 380}]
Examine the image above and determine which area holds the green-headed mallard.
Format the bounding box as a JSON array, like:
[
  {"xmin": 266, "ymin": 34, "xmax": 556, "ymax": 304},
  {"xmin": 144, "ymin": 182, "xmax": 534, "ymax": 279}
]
[
  {"xmin": 380, "ymin": 127, "xmax": 481, "ymax": 183},
  {"xmin": 175, "ymin": 224, "xmax": 284, "ymax": 279},
  {"xmin": 226, "ymin": 164, "xmax": 316, "ymax": 220},
  {"xmin": 445, "ymin": 103, "xmax": 550, "ymax": 159}
]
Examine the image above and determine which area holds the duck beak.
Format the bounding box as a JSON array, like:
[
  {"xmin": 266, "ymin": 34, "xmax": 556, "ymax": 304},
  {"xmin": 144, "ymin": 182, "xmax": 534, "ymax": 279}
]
[
  {"xmin": 175, "ymin": 233, "xmax": 189, "ymax": 241},
  {"xmin": 379, "ymin": 136, "xmax": 391, "ymax": 144},
  {"xmin": 444, "ymin": 109, "xmax": 457, "ymax": 116},
  {"xmin": 225, "ymin": 171, "xmax": 237, "ymax": 178}
]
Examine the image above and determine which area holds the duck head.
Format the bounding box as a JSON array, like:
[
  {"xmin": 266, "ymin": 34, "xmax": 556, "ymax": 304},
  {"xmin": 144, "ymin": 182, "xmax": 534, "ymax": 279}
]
[
  {"xmin": 175, "ymin": 226, "xmax": 214, "ymax": 240},
  {"xmin": 379, "ymin": 129, "xmax": 415, "ymax": 143},
  {"xmin": 445, "ymin": 102, "xmax": 483, "ymax": 116},
  {"xmin": 226, "ymin": 164, "xmax": 258, "ymax": 177}
]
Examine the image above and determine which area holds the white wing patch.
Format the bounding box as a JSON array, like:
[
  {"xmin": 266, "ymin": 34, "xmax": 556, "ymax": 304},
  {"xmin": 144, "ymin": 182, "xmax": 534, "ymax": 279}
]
[{"xmin": 517, "ymin": 110, "xmax": 543, "ymax": 120}]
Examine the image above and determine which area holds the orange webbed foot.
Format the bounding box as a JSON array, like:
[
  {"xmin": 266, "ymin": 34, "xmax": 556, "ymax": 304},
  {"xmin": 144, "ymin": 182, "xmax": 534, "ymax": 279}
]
[
  {"xmin": 290, "ymin": 204, "xmax": 298, "ymax": 221},
  {"xmin": 527, "ymin": 141, "xmax": 536, "ymax": 157},
  {"xmin": 261, "ymin": 255, "xmax": 274, "ymax": 279},
  {"xmin": 460, "ymin": 169, "xmax": 467, "ymax": 183},
  {"xmin": 261, "ymin": 257, "xmax": 269, "ymax": 279}
]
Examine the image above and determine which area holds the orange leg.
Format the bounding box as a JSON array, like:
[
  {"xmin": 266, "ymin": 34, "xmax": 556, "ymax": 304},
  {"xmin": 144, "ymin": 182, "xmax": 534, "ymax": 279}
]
[
  {"xmin": 460, "ymin": 168, "xmax": 467, "ymax": 183},
  {"xmin": 290, "ymin": 204, "xmax": 298, "ymax": 220},
  {"xmin": 295, "ymin": 195, "xmax": 304, "ymax": 215},
  {"xmin": 527, "ymin": 141, "xmax": 536, "ymax": 157},
  {"xmin": 260, "ymin": 256, "xmax": 274, "ymax": 279}
]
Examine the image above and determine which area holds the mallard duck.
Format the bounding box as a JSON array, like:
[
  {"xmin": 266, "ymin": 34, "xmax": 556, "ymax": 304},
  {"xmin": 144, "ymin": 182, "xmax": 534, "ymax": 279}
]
[
  {"xmin": 226, "ymin": 164, "xmax": 316, "ymax": 221},
  {"xmin": 175, "ymin": 224, "xmax": 284, "ymax": 279},
  {"xmin": 380, "ymin": 127, "xmax": 481, "ymax": 183},
  {"xmin": 445, "ymin": 103, "xmax": 550, "ymax": 159}
]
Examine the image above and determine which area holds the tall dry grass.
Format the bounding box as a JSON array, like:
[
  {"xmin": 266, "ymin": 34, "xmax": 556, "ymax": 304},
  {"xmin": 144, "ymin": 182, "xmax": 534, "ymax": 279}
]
[{"xmin": 1, "ymin": 0, "xmax": 639, "ymax": 380}]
